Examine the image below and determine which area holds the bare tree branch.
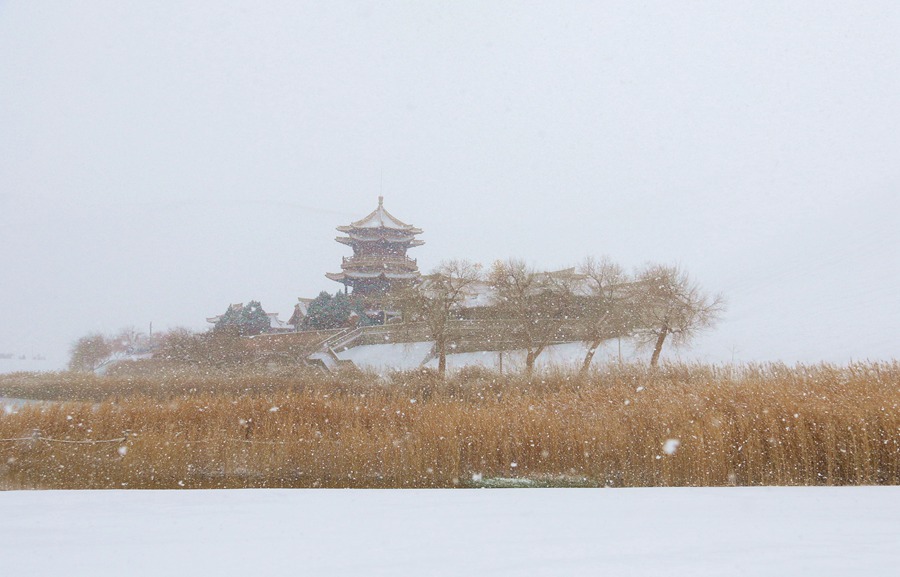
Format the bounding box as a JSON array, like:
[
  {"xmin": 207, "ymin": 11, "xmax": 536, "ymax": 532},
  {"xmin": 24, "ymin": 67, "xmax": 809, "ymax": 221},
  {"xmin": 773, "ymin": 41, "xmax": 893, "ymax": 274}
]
[{"xmin": 632, "ymin": 264, "xmax": 725, "ymax": 367}]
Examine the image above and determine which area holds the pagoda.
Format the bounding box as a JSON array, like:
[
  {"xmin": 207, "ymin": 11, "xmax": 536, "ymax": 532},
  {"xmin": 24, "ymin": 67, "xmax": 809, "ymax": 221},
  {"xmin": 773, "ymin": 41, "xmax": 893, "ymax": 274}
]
[{"xmin": 326, "ymin": 197, "xmax": 424, "ymax": 296}]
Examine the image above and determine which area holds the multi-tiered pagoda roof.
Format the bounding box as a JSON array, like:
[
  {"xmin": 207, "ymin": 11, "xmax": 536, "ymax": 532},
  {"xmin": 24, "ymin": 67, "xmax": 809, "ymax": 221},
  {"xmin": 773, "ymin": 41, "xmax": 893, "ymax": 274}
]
[{"xmin": 326, "ymin": 197, "xmax": 424, "ymax": 295}]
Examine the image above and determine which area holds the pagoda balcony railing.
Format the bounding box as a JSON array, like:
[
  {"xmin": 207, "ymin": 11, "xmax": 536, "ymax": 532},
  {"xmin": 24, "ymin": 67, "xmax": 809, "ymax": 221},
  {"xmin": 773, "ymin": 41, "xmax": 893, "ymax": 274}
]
[{"xmin": 342, "ymin": 255, "xmax": 418, "ymax": 270}]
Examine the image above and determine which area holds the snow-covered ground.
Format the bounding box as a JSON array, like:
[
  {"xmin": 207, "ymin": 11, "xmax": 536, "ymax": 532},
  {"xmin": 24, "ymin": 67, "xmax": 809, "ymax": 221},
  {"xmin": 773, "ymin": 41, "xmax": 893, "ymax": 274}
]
[
  {"xmin": 337, "ymin": 340, "xmax": 637, "ymax": 373},
  {"xmin": 0, "ymin": 397, "xmax": 43, "ymax": 414},
  {"xmin": 1, "ymin": 487, "xmax": 897, "ymax": 576},
  {"xmin": 337, "ymin": 340, "xmax": 436, "ymax": 372}
]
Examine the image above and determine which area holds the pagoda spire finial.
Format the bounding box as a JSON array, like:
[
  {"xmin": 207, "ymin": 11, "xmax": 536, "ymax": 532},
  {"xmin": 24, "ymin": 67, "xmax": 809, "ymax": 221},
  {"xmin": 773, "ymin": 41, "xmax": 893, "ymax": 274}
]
[{"xmin": 378, "ymin": 195, "xmax": 383, "ymax": 207}]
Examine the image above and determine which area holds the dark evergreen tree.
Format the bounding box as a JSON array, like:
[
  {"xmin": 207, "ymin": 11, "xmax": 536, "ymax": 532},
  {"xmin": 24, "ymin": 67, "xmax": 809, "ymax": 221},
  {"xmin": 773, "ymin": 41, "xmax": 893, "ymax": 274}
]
[
  {"xmin": 302, "ymin": 291, "xmax": 355, "ymax": 330},
  {"xmin": 214, "ymin": 301, "xmax": 271, "ymax": 337},
  {"xmin": 239, "ymin": 301, "xmax": 271, "ymax": 336},
  {"xmin": 214, "ymin": 304, "xmax": 242, "ymax": 333}
]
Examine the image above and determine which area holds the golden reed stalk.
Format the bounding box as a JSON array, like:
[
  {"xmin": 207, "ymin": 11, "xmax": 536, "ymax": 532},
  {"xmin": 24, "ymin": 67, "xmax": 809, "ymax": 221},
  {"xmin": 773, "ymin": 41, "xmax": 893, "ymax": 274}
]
[{"xmin": 1, "ymin": 362, "xmax": 897, "ymax": 489}]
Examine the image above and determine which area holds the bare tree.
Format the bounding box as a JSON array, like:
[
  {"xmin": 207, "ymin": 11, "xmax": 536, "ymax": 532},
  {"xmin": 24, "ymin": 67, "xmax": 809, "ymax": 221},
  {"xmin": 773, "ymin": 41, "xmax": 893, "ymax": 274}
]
[
  {"xmin": 632, "ymin": 264, "xmax": 725, "ymax": 367},
  {"xmin": 156, "ymin": 327, "xmax": 206, "ymax": 365},
  {"xmin": 575, "ymin": 256, "xmax": 636, "ymax": 373},
  {"xmin": 111, "ymin": 326, "xmax": 144, "ymax": 355},
  {"xmin": 68, "ymin": 332, "xmax": 113, "ymax": 372},
  {"xmin": 489, "ymin": 259, "xmax": 576, "ymax": 376},
  {"xmin": 397, "ymin": 259, "xmax": 482, "ymax": 377}
]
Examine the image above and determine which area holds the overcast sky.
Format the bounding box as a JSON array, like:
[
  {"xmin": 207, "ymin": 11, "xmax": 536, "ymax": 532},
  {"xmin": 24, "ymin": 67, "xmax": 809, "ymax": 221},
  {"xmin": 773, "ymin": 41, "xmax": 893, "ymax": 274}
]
[{"xmin": 1, "ymin": 1, "xmax": 898, "ymax": 370}]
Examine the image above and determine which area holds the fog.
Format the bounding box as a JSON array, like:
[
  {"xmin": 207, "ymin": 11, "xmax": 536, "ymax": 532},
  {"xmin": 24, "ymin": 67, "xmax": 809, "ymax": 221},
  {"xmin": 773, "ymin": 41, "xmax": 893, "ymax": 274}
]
[{"xmin": 1, "ymin": 2, "xmax": 897, "ymax": 370}]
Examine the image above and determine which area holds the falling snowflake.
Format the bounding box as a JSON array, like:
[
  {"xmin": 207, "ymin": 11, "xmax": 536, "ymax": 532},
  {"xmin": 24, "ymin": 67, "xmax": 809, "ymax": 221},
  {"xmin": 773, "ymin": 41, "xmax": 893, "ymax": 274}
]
[{"xmin": 663, "ymin": 439, "xmax": 681, "ymax": 455}]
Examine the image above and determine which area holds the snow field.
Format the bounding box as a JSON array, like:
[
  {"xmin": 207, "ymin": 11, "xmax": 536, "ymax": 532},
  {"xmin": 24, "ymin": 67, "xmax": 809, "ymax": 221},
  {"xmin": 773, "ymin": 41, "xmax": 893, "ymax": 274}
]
[
  {"xmin": 337, "ymin": 340, "xmax": 627, "ymax": 373},
  {"xmin": 1, "ymin": 486, "xmax": 898, "ymax": 576}
]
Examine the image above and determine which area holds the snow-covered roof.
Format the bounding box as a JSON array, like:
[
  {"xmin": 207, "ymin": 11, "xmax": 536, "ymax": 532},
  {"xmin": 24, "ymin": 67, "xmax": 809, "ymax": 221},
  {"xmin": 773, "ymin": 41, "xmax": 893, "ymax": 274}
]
[
  {"xmin": 206, "ymin": 303, "xmax": 244, "ymax": 324},
  {"xmin": 326, "ymin": 271, "xmax": 419, "ymax": 281},
  {"xmin": 458, "ymin": 281, "xmax": 495, "ymax": 308},
  {"xmin": 336, "ymin": 232, "xmax": 424, "ymax": 246},
  {"xmin": 294, "ymin": 298, "xmax": 313, "ymax": 317},
  {"xmin": 266, "ymin": 312, "xmax": 294, "ymax": 331},
  {"xmin": 336, "ymin": 197, "xmax": 423, "ymax": 234}
]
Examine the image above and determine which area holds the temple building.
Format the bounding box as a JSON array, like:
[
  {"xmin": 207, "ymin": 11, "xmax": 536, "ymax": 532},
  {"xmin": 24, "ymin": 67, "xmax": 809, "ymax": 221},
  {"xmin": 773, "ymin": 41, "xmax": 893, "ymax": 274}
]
[{"xmin": 326, "ymin": 196, "xmax": 424, "ymax": 296}]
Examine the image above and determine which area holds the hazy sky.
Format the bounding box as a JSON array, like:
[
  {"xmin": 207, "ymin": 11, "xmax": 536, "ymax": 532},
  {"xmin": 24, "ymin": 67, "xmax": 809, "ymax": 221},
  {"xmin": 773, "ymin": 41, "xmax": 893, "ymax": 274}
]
[{"xmin": 1, "ymin": 1, "xmax": 898, "ymax": 370}]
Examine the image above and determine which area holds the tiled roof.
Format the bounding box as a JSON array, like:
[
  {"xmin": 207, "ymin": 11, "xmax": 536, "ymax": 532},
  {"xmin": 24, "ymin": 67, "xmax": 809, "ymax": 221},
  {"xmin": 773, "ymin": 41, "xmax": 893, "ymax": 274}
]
[{"xmin": 336, "ymin": 197, "xmax": 423, "ymax": 234}]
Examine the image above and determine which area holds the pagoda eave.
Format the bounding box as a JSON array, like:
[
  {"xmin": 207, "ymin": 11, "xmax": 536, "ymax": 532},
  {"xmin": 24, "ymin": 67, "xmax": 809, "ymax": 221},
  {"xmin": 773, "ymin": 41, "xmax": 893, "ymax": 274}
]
[
  {"xmin": 342, "ymin": 198, "xmax": 420, "ymax": 231},
  {"xmin": 327, "ymin": 271, "xmax": 419, "ymax": 281},
  {"xmin": 335, "ymin": 234, "xmax": 423, "ymax": 246},
  {"xmin": 336, "ymin": 225, "xmax": 423, "ymax": 236}
]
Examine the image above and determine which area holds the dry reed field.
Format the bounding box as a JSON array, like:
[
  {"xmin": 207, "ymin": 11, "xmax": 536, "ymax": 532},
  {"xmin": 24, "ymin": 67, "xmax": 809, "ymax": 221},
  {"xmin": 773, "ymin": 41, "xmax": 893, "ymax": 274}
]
[{"xmin": 1, "ymin": 362, "xmax": 898, "ymax": 489}]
